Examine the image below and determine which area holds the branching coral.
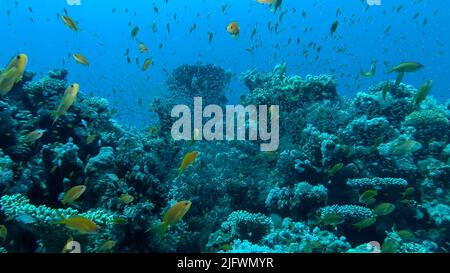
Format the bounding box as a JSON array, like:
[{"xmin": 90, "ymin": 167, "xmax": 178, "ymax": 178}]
[{"xmin": 347, "ymin": 177, "xmax": 408, "ymax": 191}]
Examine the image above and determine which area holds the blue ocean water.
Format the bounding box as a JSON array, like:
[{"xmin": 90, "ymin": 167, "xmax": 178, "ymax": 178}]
[{"xmin": 1, "ymin": 0, "xmax": 448, "ymax": 127}]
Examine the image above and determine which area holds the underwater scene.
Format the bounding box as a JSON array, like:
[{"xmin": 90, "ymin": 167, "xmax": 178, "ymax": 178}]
[{"xmin": 0, "ymin": 0, "xmax": 449, "ymax": 255}]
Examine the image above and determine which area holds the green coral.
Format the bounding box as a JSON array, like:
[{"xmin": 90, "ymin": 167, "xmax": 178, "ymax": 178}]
[
  {"xmin": 404, "ymin": 110, "xmax": 449, "ymax": 141},
  {"xmin": 405, "ymin": 110, "xmax": 448, "ymax": 128}
]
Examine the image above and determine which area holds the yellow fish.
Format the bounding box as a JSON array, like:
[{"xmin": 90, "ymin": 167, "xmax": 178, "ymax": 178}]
[
  {"xmin": 0, "ymin": 53, "xmax": 28, "ymax": 96},
  {"xmin": 72, "ymin": 53, "xmax": 89, "ymax": 66},
  {"xmin": 0, "ymin": 67, "xmax": 18, "ymax": 96},
  {"xmin": 394, "ymin": 72, "xmax": 404, "ymax": 86},
  {"xmin": 397, "ymin": 230, "xmax": 415, "ymax": 240},
  {"xmin": 226, "ymin": 22, "xmax": 240, "ymax": 37},
  {"xmin": 52, "ymin": 83, "xmax": 79, "ymax": 125},
  {"xmin": 387, "ymin": 62, "xmax": 423, "ymax": 73},
  {"xmin": 131, "ymin": 26, "xmax": 139, "ymax": 38},
  {"xmin": 360, "ymin": 60, "xmax": 376, "ymax": 77},
  {"xmin": 60, "ymin": 185, "xmax": 86, "ymax": 205},
  {"xmin": 142, "ymin": 58, "xmax": 153, "ymax": 71},
  {"xmin": 86, "ymin": 133, "xmax": 97, "ymax": 144},
  {"xmin": 118, "ymin": 194, "xmax": 134, "ymax": 204},
  {"xmin": 139, "ymin": 43, "xmax": 148, "ymax": 53},
  {"xmin": 21, "ymin": 129, "xmax": 46, "ymax": 144},
  {"xmin": 178, "ymin": 151, "xmax": 198, "ymax": 175},
  {"xmin": 373, "ymin": 203, "xmax": 395, "ymax": 217},
  {"xmin": 62, "ymin": 15, "xmax": 80, "ymax": 31},
  {"xmin": 321, "ymin": 213, "xmax": 344, "ymax": 226},
  {"xmin": 325, "ymin": 163, "xmax": 344, "ymax": 177},
  {"xmin": 55, "ymin": 214, "xmax": 98, "ymax": 234},
  {"xmin": 0, "ymin": 225, "xmax": 7, "ymax": 243},
  {"xmin": 148, "ymin": 200, "xmax": 192, "ymax": 240},
  {"xmin": 392, "ymin": 140, "xmax": 422, "ymax": 156},
  {"xmin": 401, "ymin": 187, "xmax": 415, "ymax": 199},
  {"xmin": 359, "ymin": 189, "xmax": 378, "ymax": 204},
  {"xmin": 97, "ymin": 240, "xmax": 116, "ymax": 252},
  {"xmin": 352, "ymin": 217, "xmax": 376, "ymax": 231},
  {"xmin": 413, "ymin": 80, "xmax": 433, "ymax": 106},
  {"xmin": 112, "ymin": 217, "xmax": 128, "ymax": 225}
]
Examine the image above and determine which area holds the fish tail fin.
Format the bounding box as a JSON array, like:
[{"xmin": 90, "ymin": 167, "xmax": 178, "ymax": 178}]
[
  {"xmin": 146, "ymin": 222, "xmax": 169, "ymax": 241},
  {"xmin": 395, "ymin": 72, "xmax": 405, "ymax": 86},
  {"xmin": 50, "ymin": 111, "xmax": 60, "ymax": 126},
  {"xmin": 176, "ymin": 167, "xmax": 184, "ymax": 177}
]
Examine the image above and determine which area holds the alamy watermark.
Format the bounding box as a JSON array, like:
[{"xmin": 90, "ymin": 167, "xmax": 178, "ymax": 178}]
[
  {"xmin": 367, "ymin": 0, "xmax": 381, "ymax": 6},
  {"xmin": 171, "ymin": 97, "xmax": 279, "ymax": 152}
]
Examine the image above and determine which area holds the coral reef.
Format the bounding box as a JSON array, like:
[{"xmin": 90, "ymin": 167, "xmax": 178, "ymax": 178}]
[{"xmin": 0, "ymin": 64, "xmax": 449, "ymax": 253}]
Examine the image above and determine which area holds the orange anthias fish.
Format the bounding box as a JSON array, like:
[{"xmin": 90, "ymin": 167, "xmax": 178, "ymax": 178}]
[
  {"xmin": 148, "ymin": 200, "xmax": 192, "ymax": 240},
  {"xmin": 55, "ymin": 214, "xmax": 98, "ymax": 234},
  {"xmin": 0, "ymin": 53, "xmax": 28, "ymax": 96},
  {"xmin": 256, "ymin": 0, "xmax": 282, "ymax": 13},
  {"xmin": 226, "ymin": 21, "xmax": 240, "ymax": 37},
  {"xmin": 178, "ymin": 151, "xmax": 198, "ymax": 174},
  {"xmin": 52, "ymin": 83, "xmax": 79, "ymax": 125},
  {"xmin": 139, "ymin": 43, "xmax": 148, "ymax": 53},
  {"xmin": 61, "ymin": 15, "xmax": 80, "ymax": 31},
  {"xmin": 72, "ymin": 53, "xmax": 89, "ymax": 66},
  {"xmin": 60, "ymin": 185, "xmax": 86, "ymax": 205},
  {"xmin": 21, "ymin": 129, "xmax": 46, "ymax": 144}
]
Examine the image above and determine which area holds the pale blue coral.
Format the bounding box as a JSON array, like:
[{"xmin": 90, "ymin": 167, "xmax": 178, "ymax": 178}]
[
  {"xmin": 318, "ymin": 205, "xmax": 375, "ymax": 221},
  {"xmin": 346, "ymin": 177, "xmax": 408, "ymax": 190}
]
